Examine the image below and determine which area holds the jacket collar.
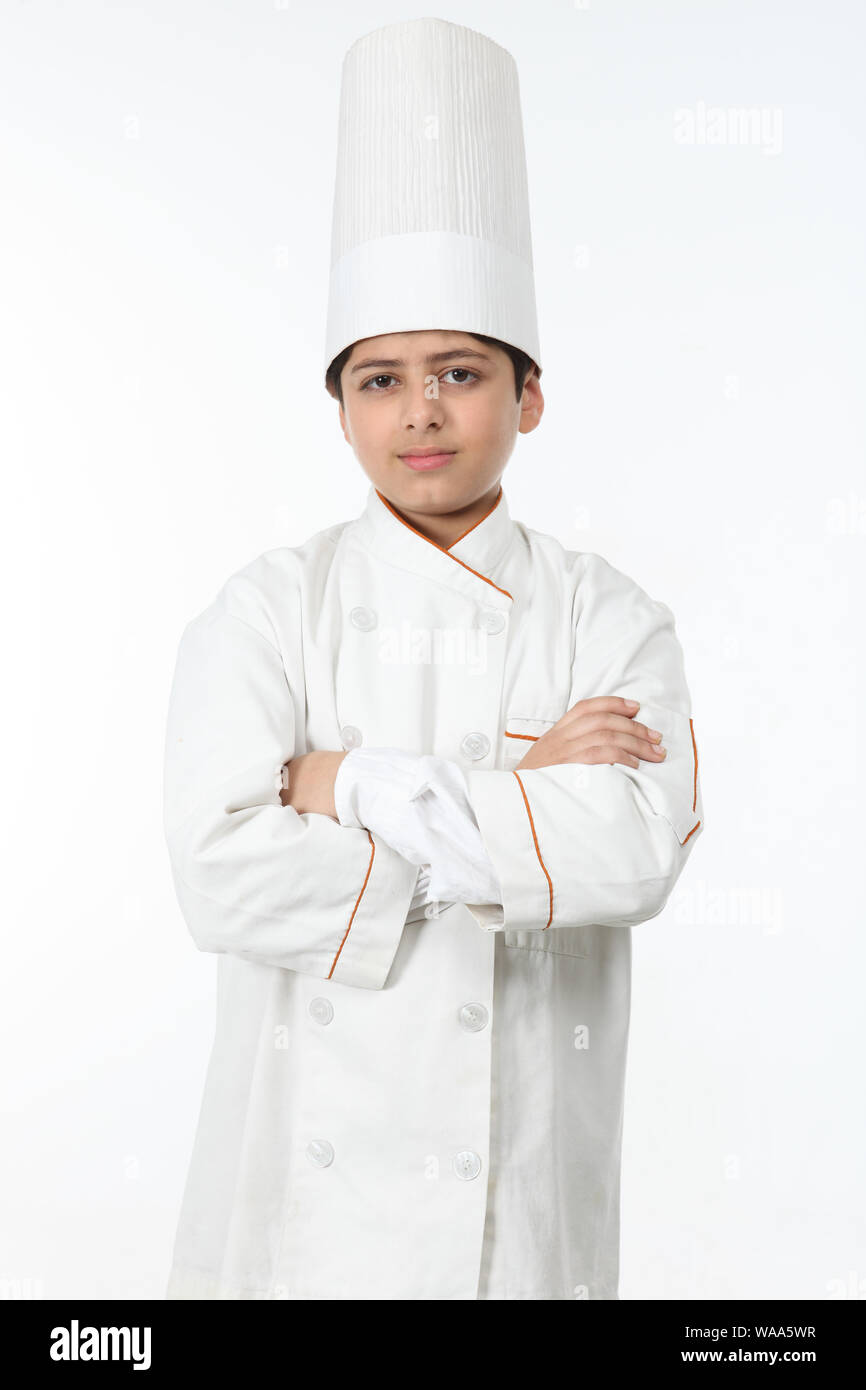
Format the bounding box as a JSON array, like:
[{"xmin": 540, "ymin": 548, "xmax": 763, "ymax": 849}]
[{"xmin": 353, "ymin": 481, "xmax": 516, "ymax": 607}]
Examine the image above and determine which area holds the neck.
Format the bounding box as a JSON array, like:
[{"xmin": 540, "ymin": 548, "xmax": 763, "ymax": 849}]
[{"xmin": 381, "ymin": 483, "xmax": 502, "ymax": 550}]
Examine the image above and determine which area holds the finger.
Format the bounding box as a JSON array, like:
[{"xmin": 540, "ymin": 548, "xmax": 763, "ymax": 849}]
[
  {"xmin": 568, "ymin": 712, "xmax": 663, "ymax": 742},
  {"xmin": 574, "ymin": 744, "xmax": 641, "ymax": 768},
  {"xmin": 559, "ymin": 696, "xmax": 641, "ymax": 725},
  {"xmin": 569, "ymin": 732, "xmax": 666, "ymax": 760}
]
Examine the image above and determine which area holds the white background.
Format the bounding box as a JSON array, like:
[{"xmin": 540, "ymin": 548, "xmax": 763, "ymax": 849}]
[{"xmin": 1, "ymin": 0, "xmax": 863, "ymax": 1300}]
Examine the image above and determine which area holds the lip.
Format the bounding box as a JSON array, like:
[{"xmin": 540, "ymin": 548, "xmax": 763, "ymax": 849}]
[{"xmin": 398, "ymin": 450, "xmax": 456, "ymax": 471}]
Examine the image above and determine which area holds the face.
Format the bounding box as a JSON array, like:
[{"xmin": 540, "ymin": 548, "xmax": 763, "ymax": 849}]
[{"xmin": 336, "ymin": 330, "xmax": 543, "ymax": 522}]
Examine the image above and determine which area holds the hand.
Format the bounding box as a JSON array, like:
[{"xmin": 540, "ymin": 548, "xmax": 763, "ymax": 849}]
[
  {"xmin": 279, "ymin": 751, "xmax": 348, "ymax": 819},
  {"xmin": 515, "ymin": 697, "xmax": 666, "ymax": 772}
]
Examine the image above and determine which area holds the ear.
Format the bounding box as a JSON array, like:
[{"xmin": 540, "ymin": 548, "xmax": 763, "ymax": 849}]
[{"xmin": 518, "ymin": 369, "xmax": 544, "ymax": 436}]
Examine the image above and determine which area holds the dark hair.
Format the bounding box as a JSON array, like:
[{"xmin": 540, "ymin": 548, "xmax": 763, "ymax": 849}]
[{"xmin": 325, "ymin": 332, "xmax": 538, "ymax": 405}]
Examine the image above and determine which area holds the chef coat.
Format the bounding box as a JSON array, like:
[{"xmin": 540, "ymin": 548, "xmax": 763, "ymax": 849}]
[{"xmin": 162, "ymin": 481, "xmax": 704, "ymax": 1300}]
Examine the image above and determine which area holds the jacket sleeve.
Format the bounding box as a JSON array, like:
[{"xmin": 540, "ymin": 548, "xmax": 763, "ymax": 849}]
[
  {"xmin": 462, "ymin": 554, "xmax": 705, "ymax": 933},
  {"xmin": 162, "ymin": 584, "xmax": 421, "ymax": 989}
]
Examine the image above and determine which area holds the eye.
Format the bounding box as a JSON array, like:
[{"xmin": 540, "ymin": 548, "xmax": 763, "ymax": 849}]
[
  {"xmin": 360, "ymin": 374, "xmax": 398, "ymax": 391},
  {"xmin": 441, "ymin": 368, "xmax": 478, "ymax": 385}
]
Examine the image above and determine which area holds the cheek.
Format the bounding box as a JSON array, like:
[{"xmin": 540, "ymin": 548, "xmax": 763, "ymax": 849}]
[
  {"xmin": 345, "ymin": 400, "xmax": 380, "ymax": 442},
  {"xmin": 462, "ymin": 401, "xmax": 513, "ymax": 454}
]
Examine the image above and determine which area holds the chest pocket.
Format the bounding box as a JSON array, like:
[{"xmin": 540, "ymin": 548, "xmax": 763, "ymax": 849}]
[{"xmin": 502, "ymin": 714, "xmax": 558, "ymax": 771}]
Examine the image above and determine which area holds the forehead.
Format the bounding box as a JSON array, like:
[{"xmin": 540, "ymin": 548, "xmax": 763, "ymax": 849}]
[{"xmin": 347, "ymin": 330, "xmax": 488, "ymax": 363}]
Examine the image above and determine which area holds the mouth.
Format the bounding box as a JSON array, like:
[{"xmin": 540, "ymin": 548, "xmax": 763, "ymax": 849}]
[{"xmin": 398, "ymin": 449, "xmax": 456, "ymax": 472}]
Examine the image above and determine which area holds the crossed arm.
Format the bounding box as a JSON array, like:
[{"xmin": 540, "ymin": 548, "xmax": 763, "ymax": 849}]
[
  {"xmin": 163, "ymin": 557, "xmax": 703, "ymax": 987},
  {"xmin": 279, "ymin": 695, "xmax": 685, "ymax": 926},
  {"xmin": 280, "ymin": 697, "xmax": 669, "ymax": 820}
]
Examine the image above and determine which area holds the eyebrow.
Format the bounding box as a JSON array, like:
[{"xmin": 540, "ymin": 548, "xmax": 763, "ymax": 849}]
[{"xmin": 349, "ymin": 348, "xmax": 492, "ymax": 375}]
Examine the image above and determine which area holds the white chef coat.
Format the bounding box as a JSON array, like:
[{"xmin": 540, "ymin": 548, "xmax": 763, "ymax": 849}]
[
  {"xmin": 162, "ymin": 482, "xmax": 704, "ymax": 1300},
  {"xmin": 333, "ymin": 745, "xmax": 503, "ymax": 909}
]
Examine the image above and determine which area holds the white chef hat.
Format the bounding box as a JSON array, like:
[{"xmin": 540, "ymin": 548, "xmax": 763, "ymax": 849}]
[{"xmin": 324, "ymin": 16, "xmax": 541, "ymax": 392}]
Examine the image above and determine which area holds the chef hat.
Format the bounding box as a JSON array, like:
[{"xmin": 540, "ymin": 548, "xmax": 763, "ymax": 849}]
[{"xmin": 324, "ymin": 16, "xmax": 541, "ymax": 391}]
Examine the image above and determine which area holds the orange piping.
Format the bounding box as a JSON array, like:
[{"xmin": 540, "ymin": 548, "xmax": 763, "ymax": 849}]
[
  {"xmin": 446, "ymin": 488, "xmax": 502, "ymax": 548},
  {"xmin": 689, "ymin": 717, "xmax": 698, "ymax": 812},
  {"xmin": 328, "ymin": 829, "xmax": 376, "ymax": 978},
  {"xmin": 505, "ymin": 731, "xmax": 539, "ymax": 742},
  {"xmin": 682, "ymin": 820, "xmax": 701, "ymax": 844},
  {"xmin": 375, "ymin": 487, "xmax": 512, "ymax": 600},
  {"xmin": 512, "ymin": 771, "xmax": 554, "ymax": 929}
]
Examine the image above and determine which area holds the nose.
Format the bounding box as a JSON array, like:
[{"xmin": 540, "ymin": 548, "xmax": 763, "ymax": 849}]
[{"xmin": 400, "ymin": 374, "xmax": 446, "ymax": 431}]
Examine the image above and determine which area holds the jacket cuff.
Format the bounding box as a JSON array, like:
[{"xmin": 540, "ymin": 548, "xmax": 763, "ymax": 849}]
[
  {"xmin": 326, "ymin": 831, "xmax": 422, "ymax": 988},
  {"xmin": 462, "ymin": 769, "xmax": 554, "ymax": 932}
]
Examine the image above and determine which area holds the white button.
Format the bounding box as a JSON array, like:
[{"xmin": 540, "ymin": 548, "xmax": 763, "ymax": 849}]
[
  {"xmin": 458, "ymin": 1002, "xmax": 489, "ymax": 1032},
  {"xmin": 478, "ymin": 608, "xmax": 505, "ymax": 635},
  {"xmin": 350, "ymin": 606, "xmax": 377, "ymax": 631},
  {"xmin": 308, "ymin": 997, "xmax": 334, "ymax": 1025},
  {"xmin": 424, "ymin": 902, "xmax": 439, "ymax": 919},
  {"xmin": 453, "ymin": 1150, "xmax": 482, "ymax": 1181},
  {"xmin": 305, "ymin": 1139, "xmax": 334, "ymax": 1168},
  {"xmin": 340, "ymin": 724, "xmax": 362, "ymax": 750},
  {"xmin": 461, "ymin": 732, "xmax": 490, "ymax": 760}
]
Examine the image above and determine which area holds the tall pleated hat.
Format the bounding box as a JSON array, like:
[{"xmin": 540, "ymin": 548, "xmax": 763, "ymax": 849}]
[{"xmin": 324, "ymin": 16, "xmax": 541, "ymax": 391}]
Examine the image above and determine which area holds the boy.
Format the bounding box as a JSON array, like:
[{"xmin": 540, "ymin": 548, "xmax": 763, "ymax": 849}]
[{"xmin": 162, "ymin": 18, "xmax": 703, "ymax": 1301}]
